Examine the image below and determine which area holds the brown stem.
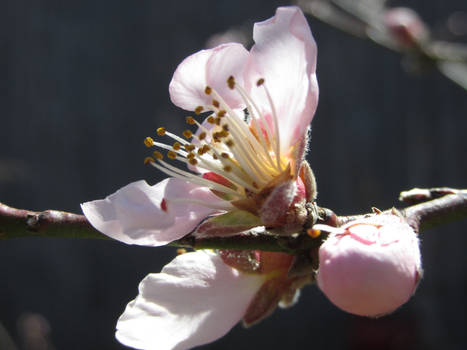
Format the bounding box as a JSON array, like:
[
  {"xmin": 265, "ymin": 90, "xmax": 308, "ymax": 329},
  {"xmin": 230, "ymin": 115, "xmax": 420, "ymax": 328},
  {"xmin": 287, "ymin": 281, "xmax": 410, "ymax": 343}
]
[
  {"xmin": 401, "ymin": 192, "xmax": 467, "ymax": 232},
  {"xmin": 1, "ymin": 188, "xmax": 466, "ymax": 251},
  {"xmin": 0, "ymin": 203, "xmax": 108, "ymax": 240}
]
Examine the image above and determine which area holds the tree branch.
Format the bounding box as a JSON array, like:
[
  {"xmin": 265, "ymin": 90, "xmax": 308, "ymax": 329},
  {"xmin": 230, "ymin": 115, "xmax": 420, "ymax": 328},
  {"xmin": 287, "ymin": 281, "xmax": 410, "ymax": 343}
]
[{"xmin": 1, "ymin": 188, "xmax": 466, "ymax": 252}]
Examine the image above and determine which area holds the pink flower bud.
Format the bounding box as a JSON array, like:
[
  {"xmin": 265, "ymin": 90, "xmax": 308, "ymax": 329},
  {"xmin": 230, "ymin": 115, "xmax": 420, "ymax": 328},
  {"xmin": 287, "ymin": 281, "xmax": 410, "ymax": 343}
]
[
  {"xmin": 316, "ymin": 214, "xmax": 422, "ymax": 317},
  {"xmin": 384, "ymin": 7, "xmax": 428, "ymax": 48}
]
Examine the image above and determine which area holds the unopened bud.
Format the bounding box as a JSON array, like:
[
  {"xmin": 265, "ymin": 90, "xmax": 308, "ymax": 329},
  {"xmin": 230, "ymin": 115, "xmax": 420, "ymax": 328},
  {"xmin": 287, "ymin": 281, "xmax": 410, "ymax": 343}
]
[{"xmin": 316, "ymin": 213, "xmax": 422, "ymax": 317}]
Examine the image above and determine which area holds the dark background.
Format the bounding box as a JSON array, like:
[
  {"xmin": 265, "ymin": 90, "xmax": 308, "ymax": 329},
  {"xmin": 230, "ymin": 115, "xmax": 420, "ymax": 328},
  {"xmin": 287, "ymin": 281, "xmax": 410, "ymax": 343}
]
[{"xmin": 1, "ymin": 0, "xmax": 467, "ymax": 349}]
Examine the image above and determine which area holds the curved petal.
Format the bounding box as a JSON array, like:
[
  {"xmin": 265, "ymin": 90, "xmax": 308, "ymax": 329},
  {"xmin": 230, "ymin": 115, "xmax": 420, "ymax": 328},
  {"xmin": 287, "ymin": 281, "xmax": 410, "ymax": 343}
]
[
  {"xmin": 81, "ymin": 179, "xmax": 226, "ymax": 247},
  {"xmin": 169, "ymin": 43, "xmax": 248, "ymax": 112},
  {"xmin": 245, "ymin": 6, "xmax": 319, "ymax": 156},
  {"xmin": 116, "ymin": 251, "xmax": 265, "ymax": 350}
]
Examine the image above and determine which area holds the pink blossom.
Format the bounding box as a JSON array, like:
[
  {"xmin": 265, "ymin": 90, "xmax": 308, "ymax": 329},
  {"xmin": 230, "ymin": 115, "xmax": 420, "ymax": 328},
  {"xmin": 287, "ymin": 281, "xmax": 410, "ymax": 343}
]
[
  {"xmin": 82, "ymin": 5, "xmax": 318, "ymax": 246},
  {"xmin": 315, "ymin": 214, "xmax": 422, "ymax": 317},
  {"xmin": 81, "ymin": 6, "xmax": 319, "ymax": 350}
]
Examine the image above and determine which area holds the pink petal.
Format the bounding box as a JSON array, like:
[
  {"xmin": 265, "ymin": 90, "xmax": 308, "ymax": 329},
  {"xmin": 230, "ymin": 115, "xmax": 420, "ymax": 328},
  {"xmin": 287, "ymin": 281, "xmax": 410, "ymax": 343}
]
[
  {"xmin": 81, "ymin": 179, "xmax": 225, "ymax": 247},
  {"xmin": 245, "ymin": 6, "xmax": 319, "ymax": 156},
  {"xmin": 169, "ymin": 43, "xmax": 248, "ymax": 112},
  {"xmin": 116, "ymin": 251, "xmax": 265, "ymax": 350}
]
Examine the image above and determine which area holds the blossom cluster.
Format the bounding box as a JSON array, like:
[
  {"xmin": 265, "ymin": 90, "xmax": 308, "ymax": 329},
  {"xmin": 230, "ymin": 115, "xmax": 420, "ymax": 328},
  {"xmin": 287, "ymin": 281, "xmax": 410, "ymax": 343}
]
[{"xmin": 82, "ymin": 6, "xmax": 422, "ymax": 350}]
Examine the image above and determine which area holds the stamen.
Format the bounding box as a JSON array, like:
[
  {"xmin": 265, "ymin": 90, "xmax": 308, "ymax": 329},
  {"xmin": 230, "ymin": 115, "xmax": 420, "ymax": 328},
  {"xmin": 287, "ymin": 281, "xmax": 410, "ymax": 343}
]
[
  {"xmin": 183, "ymin": 130, "xmax": 193, "ymax": 139},
  {"xmin": 227, "ymin": 76, "xmax": 235, "ymax": 89},
  {"xmin": 151, "ymin": 159, "xmax": 241, "ymax": 196},
  {"xmin": 144, "ymin": 157, "xmax": 154, "ymax": 165},
  {"xmin": 144, "ymin": 137, "xmax": 154, "ymax": 148},
  {"xmin": 194, "ymin": 106, "xmax": 203, "ymax": 115},
  {"xmin": 157, "ymin": 127, "xmax": 166, "ymax": 136},
  {"xmin": 173, "ymin": 142, "xmax": 181, "ymax": 151},
  {"xmin": 233, "ymin": 82, "xmax": 278, "ymax": 171},
  {"xmin": 212, "ymin": 100, "xmax": 220, "ymax": 108},
  {"xmin": 185, "ymin": 144, "xmax": 195, "ymax": 152},
  {"xmin": 153, "ymin": 151, "xmax": 163, "ymax": 160},
  {"xmin": 167, "ymin": 151, "xmax": 177, "ymax": 159},
  {"xmin": 153, "ymin": 141, "xmax": 188, "ymax": 157},
  {"xmin": 204, "ymin": 86, "xmax": 212, "ymax": 95},
  {"xmin": 256, "ymin": 78, "xmax": 265, "ymax": 86},
  {"xmin": 186, "ymin": 116, "xmax": 196, "ymax": 125},
  {"xmin": 260, "ymin": 81, "xmax": 282, "ymax": 171}
]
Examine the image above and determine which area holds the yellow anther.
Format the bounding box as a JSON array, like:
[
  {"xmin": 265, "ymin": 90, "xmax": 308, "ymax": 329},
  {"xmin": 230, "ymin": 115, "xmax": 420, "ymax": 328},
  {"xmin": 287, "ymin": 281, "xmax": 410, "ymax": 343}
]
[
  {"xmin": 167, "ymin": 151, "xmax": 177, "ymax": 159},
  {"xmin": 222, "ymin": 124, "xmax": 229, "ymax": 131},
  {"xmin": 187, "ymin": 152, "xmax": 195, "ymax": 159},
  {"xmin": 177, "ymin": 248, "xmax": 187, "ymax": 255},
  {"xmin": 221, "ymin": 152, "xmax": 230, "ymax": 159},
  {"xmin": 186, "ymin": 116, "xmax": 195, "ymax": 125},
  {"xmin": 144, "ymin": 137, "xmax": 154, "ymax": 148},
  {"xmin": 199, "ymin": 132, "xmax": 207, "ymax": 140},
  {"xmin": 183, "ymin": 130, "xmax": 193, "ymax": 138},
  {"xmin": 184, "ymin": 144, "xmax": 195, "ymax": 152},
  {"xmin": 217, "ymin": 110, "xmax": 226, "ymax": 117},
  {"xmin": 256, "ymin": 78, "xmax": 265, "ymax": 86},
  {"xmin": 252, "ymin": 181, "xmax": 259, "ymax": 189},
  {"xmin": 212, "ymin": 153, "xmax": 218, "ymax": 160},
  {"xmin": 207, "ymin": 116, "xmax": 216, "ymax": 124},
  {"xmin": 215, "ymin": 117, "xmax": 221, "ymax": 125},
  {"xmin": 212, "ymin": 99, "xmax": 220, "ymax": 108},
  {"xmin": 227, "ymin": 76, "xmax": 235, "ymax": 89},
  {"xmin": 223, "ymin": 165, "xmax": 232, "ymax": 172},
  {"xmin": 194, "ymin": 106, "xmax": 203, "ymax": 115},
  {"xmin": 157, "ymin": 127, "xmax": 166, "ymax": 136},
  {"xmin": 144, "ymin": 156, "xmax": 154, "ymax": 165},
  {"xmin": 173, "ymin": 142, "xmax": 181, "ymax": 151},
  {"xmin": 307, "ymin": 228, "xmax": 321, "ymax": 238},
  {"xmin": 204, "ymin": 86, "xmax": 212, "ymax": 95},
  {"xmin": 197, "ymin": 145, "xmax": 210, "ymax": 155},
  {"xmin": 225, "ymin": 139, "xmax": 234, "ymax": 147},
  {"xmin": 189, "ymin": 158, "xmax": 198, "ymax": 165},
  {"xmin": 153, "ymin": 151, "xmax": 163, "ymax": 160},
  {"xmin": 220, "ymin": 130, "xmax": 229, "ymax": 138}
]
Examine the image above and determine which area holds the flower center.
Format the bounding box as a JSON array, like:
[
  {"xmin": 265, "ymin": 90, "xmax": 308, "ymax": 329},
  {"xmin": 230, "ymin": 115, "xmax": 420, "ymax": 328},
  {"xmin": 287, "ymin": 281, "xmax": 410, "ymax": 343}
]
[{"xmin": 144, "ymin": 76, "xmax": 289, "ymax": 202}]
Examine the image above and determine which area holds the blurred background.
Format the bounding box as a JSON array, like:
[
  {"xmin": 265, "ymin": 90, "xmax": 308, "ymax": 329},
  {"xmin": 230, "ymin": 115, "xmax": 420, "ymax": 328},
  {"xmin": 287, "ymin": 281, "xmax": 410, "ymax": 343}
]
[{"xmin": 1, "ymin": 0, "xmax": 466, "ymax": 349}]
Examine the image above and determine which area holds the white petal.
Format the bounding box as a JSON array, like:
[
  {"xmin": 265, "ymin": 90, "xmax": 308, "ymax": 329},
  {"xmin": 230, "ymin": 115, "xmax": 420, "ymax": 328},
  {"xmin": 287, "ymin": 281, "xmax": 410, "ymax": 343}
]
[
  {"xmin": 116, "ymin": 251, "xmax": 265, "ymax": 350},
  {"xmin": 81, "ymin": 179, "xmax": 224, "ymax": 247},
  {"xmin": 245, "ymin": 6, "xmax": 318, "ymax": 155},
  {"xmin": 169, "ymin": 43, "xmax": 248, "ymax": 111}
]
